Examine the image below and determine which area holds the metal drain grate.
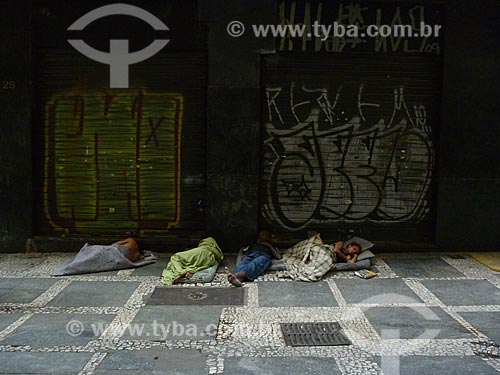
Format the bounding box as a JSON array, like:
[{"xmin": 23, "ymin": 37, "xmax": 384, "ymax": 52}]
[
  {"xmin": 280, "ymin": 322, "xmax": 352, "ymax": 347},
  {"xmin": 146, "ymin": 287, "xmax": 246, "ymax": 306}
]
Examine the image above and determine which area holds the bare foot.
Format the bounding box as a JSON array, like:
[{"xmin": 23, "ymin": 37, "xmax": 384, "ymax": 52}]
[
  {"xmin": 225, "ymin": 267, "xmax": 242, "ymax": 287},
  {"xmin": 172, "ymin": 274, "xmax": 184, "ymax": 285}
]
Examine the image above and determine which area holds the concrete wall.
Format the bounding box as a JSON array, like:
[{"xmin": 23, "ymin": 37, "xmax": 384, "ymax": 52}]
[
  {"xmin": 200, "ymin": 0, "xmax": 277, "ymax": 250},
  {"xmin": 0, "ymin": 0, "xmax": 32, "ymax": 252},
  {"xmin": 435, "ymin": 0, "xmax": 500, "ymax": 250}
]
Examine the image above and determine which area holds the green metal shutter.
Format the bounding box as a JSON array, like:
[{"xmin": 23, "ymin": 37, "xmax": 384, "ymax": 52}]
[{"xmin": 35, "ymin": 51, "xmax": 206, "ymax": 236}]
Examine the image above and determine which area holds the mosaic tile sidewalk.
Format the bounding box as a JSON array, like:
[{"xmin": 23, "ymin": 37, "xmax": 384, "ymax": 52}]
[{"xmin": 0, "ymin": 252, "xmax": 499, "ymax": 374}]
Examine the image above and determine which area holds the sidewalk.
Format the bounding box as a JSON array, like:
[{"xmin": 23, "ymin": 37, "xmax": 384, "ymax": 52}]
[{"xmin": 0, "ymin": 252, "xmax": 499, "ymax": 374}]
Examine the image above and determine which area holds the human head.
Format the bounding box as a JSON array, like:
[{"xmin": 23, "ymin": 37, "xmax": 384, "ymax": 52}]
[
  {"xmin": 344, "ymin": 242, "xmax": 361, "ymax": 255},
  {"xmin": 257, "ymin": 230, "xmax": 271, "ymax": 243}
]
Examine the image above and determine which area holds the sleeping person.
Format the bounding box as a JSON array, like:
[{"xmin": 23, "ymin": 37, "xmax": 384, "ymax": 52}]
[
  {"xmin": 226, "ymin": 230, "xmax": 281, "ymax": 287},
  {"xmin": 283, "ymin": 235, "xmax": 366, "ymax": 281},
  {"xmin": 112, "ymin": 238, "xmax": 143, "ymax": 262},
  {"xmin": 51, "ymin": 237, "xmax": 155, "ymax": 276},
  {"xmin": 162, "ymin": 237, "xmax": 223, "ymax": 285},
  {"xmin": 331, "ymin": 241, "xmax": 361, "ymax": 263}
]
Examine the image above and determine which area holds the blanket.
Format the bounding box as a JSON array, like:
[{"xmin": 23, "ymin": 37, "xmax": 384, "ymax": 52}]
[
  {"xmin": 178, "ymin": 262, "xmax": 220, "ymax": 284},
  {"xmin": 283, "ymin": 234, "xmax": 335, "ymax": 282},
  {"xmin": 162, "ymin": 237, "xmax": 223, "ymax": 285},
  {"xmin": 51, "ymin": 243, "xmax": 157, "ymax": 276}
]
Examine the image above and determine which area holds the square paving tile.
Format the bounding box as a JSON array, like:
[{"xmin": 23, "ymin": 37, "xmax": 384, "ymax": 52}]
[
  {"xmin": 363, "ymin": 306, "xmax": 472, "ymax": 339},
  {"xmin": 130, "ymin": 255, "xmax": 170, "ymax": 276},
  {"xmin": 0, "ymin": 313, "xmax": 115, "ymax": 348},
  {"xmin": 258, "ymin": 281, "xmax": 337, "ymax": 307},
  {"xmin": 458, "ymin": 311, "xmax": 500, "ymax": 344},
  {"xmin": 224, "ymin": 357, "xmax": 341, "ymax": 375},
  {"xmin": 121, "ymin": 306, "xmax": 221, "ymax": 341},
  {"xmin": 420, "ymin": 280, "xmax": 500, "ymax": 306},
  {"xmin": 0, "ymin": 352, "xmax": 93, "ymax": 374},
  {"xmin": 377, "ymin": 355, "xmax": 499, "ymax": 375},
  {"xmin": 95, "ymin": 348, "xmax": 207, "ymax": 374},
  {"xmin": 0, "ymin": 313, "xmax": 23, "ymax": 332},
  {"xmin": 147, "ymin": 286, "xmax": 245, "ymax": 306},
  {"xmin": 383, "ymin": 257, "xmax": 464, "ymax": 278},
  {"xmin": 0, "ymin": 278, "xmax": 58, "ymax": 303},
  {"xmin": 334, "ymin": 279, "xmax": 424, "ymax": 304},
  {"xmin": 47, "ymin": 281, "xmax": 140, "ymax": 307}
]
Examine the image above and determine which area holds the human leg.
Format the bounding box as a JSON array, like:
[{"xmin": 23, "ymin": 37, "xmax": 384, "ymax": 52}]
[{"xmin": 235, "ymin": 253, "xmax": 272, "ymax": 281}]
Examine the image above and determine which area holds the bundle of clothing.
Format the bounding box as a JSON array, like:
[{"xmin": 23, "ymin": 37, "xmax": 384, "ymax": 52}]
[
  {"xmin": 283, "ymin": 234, "xmax": 375, "ymax": 281},
  {"xmin": 161, "ymin": 237, "xmax": 223, "ymax": 285},
  {"xmin": 283, "ymin": 234, "xmax": 334, "ymax": 282}
]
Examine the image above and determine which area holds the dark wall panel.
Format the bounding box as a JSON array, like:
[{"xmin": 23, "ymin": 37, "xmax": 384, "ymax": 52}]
[
  {"xmin": 436, "ymin": 179, "xmax": 500, "ymax": 250},
  {"xmin": 0, "ymin": 0, "xmax": 32, "ymax": 252},
  {"xmin": 438, "ymin": 1, "xmax": 499, "ymax": 179},
  {"xmin": 201, "ymin": 0, "xmax": 277, "ymax": 250},
  {"xmin": 436, "ymin": 0, "xmax": 500, "ymax": 249}
]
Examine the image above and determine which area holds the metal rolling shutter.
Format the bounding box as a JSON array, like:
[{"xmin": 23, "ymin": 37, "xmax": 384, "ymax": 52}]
[
  {"xmin": 35, "ymin": 51, "xmax": 206, "ymax": 236},
  {"xmin": 261, "ymin": 53, "xmax": 440, "ymax": 242}
]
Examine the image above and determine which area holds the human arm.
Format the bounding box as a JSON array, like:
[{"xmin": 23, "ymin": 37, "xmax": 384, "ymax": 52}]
[
  {"xmin": 113, "ymin": 239, "xmax": 131, "ymax": 246},
  {"xmin": 259, "ymin": 241, "xmax": 282, "ymax": 260},
  {"xmin": 347, "ymin": 254, "xmax": 359, "ymax": 263},
  {"xmin": 332, "ymin": 241, "xmax": 348, "ymax": 262}
]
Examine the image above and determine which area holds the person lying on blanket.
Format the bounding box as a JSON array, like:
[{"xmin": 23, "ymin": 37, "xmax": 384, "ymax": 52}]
[
  {"xmin": 50, "ymin": 237, "xmax": 155, "ymax": 277},
  {"xmin": 226, "ymin": 230, "xmax": 281, "ymax": 287},
  {"xmin": 331, "ymin": 241, "xmax": 361, "ymax": 264},
  {"xmin": 112, "ymin": 238, "xmax": 143, "ymax": 262},
  {"xmin": 283, "ymin": 234, "xmax": 363, "ymax": 282},
  {"xmin": 162, "ymin": 237, "xmax": 223, "ymax": 285}
]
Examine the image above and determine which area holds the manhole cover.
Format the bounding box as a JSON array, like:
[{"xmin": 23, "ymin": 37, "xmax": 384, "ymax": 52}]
[
  {"xmin": 147, "ymin": 287, "xmax": 245, "ymax": 306},
  {"xmin": 280, "ymin": 322, "xmax": 352, "ymax": 347}
]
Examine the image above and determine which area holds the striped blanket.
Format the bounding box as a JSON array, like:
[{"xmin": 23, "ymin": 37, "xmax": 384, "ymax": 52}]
[{"xmin": 283, "ymin": 234, "xmax": 335, "ymax": 282}]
